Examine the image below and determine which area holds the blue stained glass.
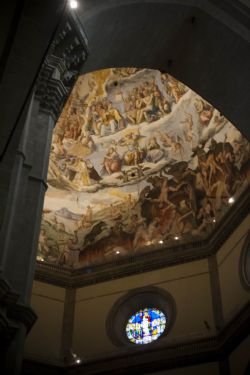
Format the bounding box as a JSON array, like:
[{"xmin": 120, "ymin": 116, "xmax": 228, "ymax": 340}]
[{"xmin": 126, "ymin": 307, "xmax": 167, "ymax": 344}]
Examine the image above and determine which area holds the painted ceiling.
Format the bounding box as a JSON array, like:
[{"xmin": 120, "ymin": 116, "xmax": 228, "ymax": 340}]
[{"xmin": 38, "ymin": 68, "xmax": 250, "ymax": 270}]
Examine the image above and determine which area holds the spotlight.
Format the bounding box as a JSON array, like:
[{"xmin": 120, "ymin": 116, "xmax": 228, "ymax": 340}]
[
  {"xmin": 69, "ymin": 0, "xmax": 78, "ymax": 9},
  {"xmin": 228, "ymin": 197, "xmax": 235, "ymax": 204},
  {"xmin": 159, "ymin": 240, "xmax": 164, "ymax": 244},
  {"xmin": 174, "ymin": 236, "xmax": 179, "ymax": 240},
  {"xmin": 76, "ymin": 358, "xmax": 81, "ymax": 364},
  {"xmin": 212, "ymin": 218, "xmax": 216, "ymax": 223},
  {"xmin": 116, "ymin": 250, "xmax": 120, "ymax": 254}
]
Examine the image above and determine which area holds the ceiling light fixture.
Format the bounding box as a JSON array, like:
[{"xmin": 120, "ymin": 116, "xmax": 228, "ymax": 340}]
[
  {"xmin": 76, "ymin": 358, "xmax": 81, "ymax": 364},
  {"xmin": 228, "ymin": 197, "xmax": 235, "ymax": 204},
  {"xmin": 159, "ymin": 240, "xmax": 164, "ymax": 244},
  {"xmin": 69, "ymin": 0, "xmax": 78, "ymax": 9},
  {"xmin": 174, "ymin": 236, "xmax": 179, "ymax": 240},
  {"xmin": 116, "ymin": 250, "xmax": 120, "ymax": 254}
]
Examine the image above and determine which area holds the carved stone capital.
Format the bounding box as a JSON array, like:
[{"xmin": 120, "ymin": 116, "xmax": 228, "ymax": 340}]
[{"xmin": 35, "ymin": 11, "xmax": 88, "ymax": 121}]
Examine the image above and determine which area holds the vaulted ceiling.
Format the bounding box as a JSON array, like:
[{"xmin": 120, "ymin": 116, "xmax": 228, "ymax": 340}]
[
  {"xmin": 37, "ymin": 67, "xmax": 250, "ymax": 282},
  {"xmin": 36, "ymin": 0, "xmax": 250, "ymax": 286},
  {"xmin": 0, "ymin": 1, "xmax": 249, "ymax": 373}
]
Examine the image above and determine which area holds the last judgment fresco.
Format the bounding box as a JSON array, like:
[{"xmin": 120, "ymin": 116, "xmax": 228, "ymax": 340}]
[{"xmin": 38, "ymin": 68, "xmax": 250, "ymax": 269}]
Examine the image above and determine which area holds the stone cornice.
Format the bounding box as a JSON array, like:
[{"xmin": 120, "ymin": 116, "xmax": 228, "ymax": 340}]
[{"xmin": 35, "ymin": 187, "xmax": 250, "ymax": 288}]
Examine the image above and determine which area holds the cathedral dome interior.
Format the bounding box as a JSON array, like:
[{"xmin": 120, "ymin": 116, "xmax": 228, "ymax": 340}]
[
  {"xmin": 37, "ymin": 67, "xmax": 250, "ymax": 286},
  {"xmin": 0, "ymin": 1, "xmax": 249, "ymax": 375}
]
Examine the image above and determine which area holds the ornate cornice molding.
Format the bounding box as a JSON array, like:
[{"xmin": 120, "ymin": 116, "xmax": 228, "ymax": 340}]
[
  {"xmin": 35, "ymin": 11, "xmax": 88, "ymax": 121},
  {"xmin": 35, "ymin": 188, "xmax": 250, "ymax": 288}
]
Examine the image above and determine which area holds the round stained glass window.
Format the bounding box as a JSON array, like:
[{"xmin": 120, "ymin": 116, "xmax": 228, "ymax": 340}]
[{"xmin": 126, "ymin": 307, "xmax": 167, "ymax": 345}]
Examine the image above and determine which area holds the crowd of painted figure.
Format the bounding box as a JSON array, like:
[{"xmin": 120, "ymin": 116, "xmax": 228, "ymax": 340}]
[
  {"xmin": 49, "ymin": 74, "xmax": 190, "ymax": 188},
  {"xmin": 39, "ymin": 133, "xmax": 250, "ymax": 268},
  {"xmin": 53, "ymin": 73, "xmax": 187, "ymax": 145},
  {"xmin": 38, "ymin": 69, "xmax": 250, "ymax": 268}
]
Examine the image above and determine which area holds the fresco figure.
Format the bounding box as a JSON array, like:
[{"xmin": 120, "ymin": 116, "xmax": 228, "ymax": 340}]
[
  {"xmin": 85, "ymin": 205, "xmax": 93, "ymax": 224},
  {"xmin": 59, "ymin": 232, "xmax": 80, "ymax": 267},
  {"xmin": 54, "ymin": 120, "xmax": 66, "ymax": 144},
  {"xmin": 70, "ymin": 158, "xmax": 91, "ymax": 187},
  {"xmin": 68, "ymin": 131, "xmax": 95, "ymax": 157},
  {"xmin": 136, "ymin": 92, "xmax": 154, "ymax": 123},
  {"xmin": 102, "ymin": 147, "xmax": 122, "ymax": 175},
  {"xmin": 85, "ymin": 159, "xmax": 101, "ymax": 182},
  {"xmin": 194, "ymin": 98, "xmax": 213, "ymax": 125},
  {"xmin": 161, "ymin": 73, "xmax": 187, "ymax": 102},
  {"xmin": 37, "ymin": 229, "xmax": 49, "ymax": 259},
  {"xmin": 133, "ymin": 215, "xmax": 148, "ymax": 249},
  {"xmin": 146, "ymin": 136, "xmax": 164, "ymax": 163},
  {"xmin": 89, "ymin": 105, "xmax": 102, "ymax": 135},
  {"xmin": 181, "ymin": 113, "xmax": 193, "ymax": 144},
  {"xmin": 123, "ymin": 132, "xmax": 145, "ymax": 165},
  {"xmin": 125, "ymin": 98, "xmax": 137, "ymax": 124},
  {"xmin": 107, "ymin": 101, "xmax": 125, "ymax": 130}
]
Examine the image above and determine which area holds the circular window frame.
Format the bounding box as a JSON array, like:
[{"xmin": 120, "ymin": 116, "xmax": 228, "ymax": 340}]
[
  {"xmin": 239, "ymin": 231, "xmax": 250, "ymax": 291},
  {"xmin": 106, "ymin": 286, "xmax": 176, "ymax": 347}
]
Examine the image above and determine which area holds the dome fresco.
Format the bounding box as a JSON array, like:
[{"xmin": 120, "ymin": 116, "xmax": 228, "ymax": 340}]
[{"xmin": 38, "ymin": 68, "xmax": 250, "ymax": 269}]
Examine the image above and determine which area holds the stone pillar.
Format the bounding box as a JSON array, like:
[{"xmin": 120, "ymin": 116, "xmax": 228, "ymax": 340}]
[
  {"xmin": 0, "ymin": 8, "xmax": 88, "ymax": 374},
  {"xmin": 0, "ymin": 95, "xmax": 54, "ymax": 374},
  {"xmin": 60, "ymin": 288, "xmax": 77, "ymax": 364},
  {"xmin": 219, "ymin": 357, "xmax": 231, "ymax": 375},
  {"xmin": 208, "ymin": 254, "xmax": 224, "ymax": 331},
  {"xmin": 0, "ymin": 96, "xmax": 54, "ymax": 302}
]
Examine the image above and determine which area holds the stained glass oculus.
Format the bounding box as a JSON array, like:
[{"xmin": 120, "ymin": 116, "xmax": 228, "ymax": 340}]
[{"xmin": 126, "ymin": 307, "xmax": 167, "ymax": 344}]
